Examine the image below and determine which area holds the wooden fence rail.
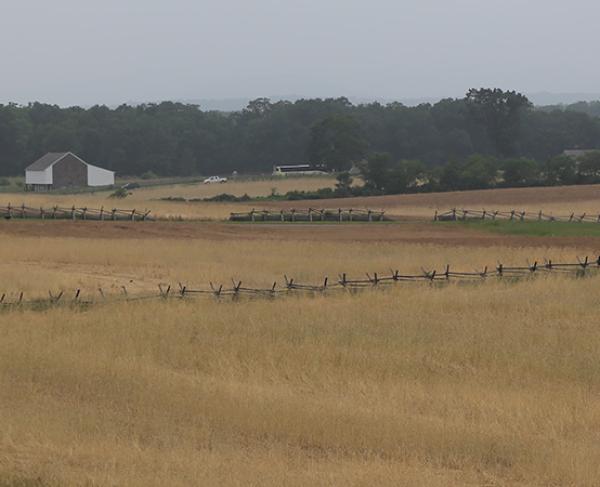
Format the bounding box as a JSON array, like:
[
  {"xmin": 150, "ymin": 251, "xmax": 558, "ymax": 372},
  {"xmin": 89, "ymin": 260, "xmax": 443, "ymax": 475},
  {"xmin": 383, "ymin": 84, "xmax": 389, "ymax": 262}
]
[
  {"xmin": 230, "ymin": 208, "xmax": 386, "ymax": 222},
  {"xmin": 1, "ymin": 255, "xmax": 597, "ymax": 311},
  {"xmin": 0, "ymin": 204, "xmax": 152, "ymax": 221},
  {"xmin": 435, "ymin": 208, "xmax": 600, "ymax": 223}
]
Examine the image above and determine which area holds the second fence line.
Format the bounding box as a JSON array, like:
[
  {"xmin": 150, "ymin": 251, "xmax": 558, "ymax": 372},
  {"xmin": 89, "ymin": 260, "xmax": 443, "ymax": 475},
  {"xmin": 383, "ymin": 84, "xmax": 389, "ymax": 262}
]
[{"xmin": 1, "ymin": 255, "xmax": 598, "ymax": 310}]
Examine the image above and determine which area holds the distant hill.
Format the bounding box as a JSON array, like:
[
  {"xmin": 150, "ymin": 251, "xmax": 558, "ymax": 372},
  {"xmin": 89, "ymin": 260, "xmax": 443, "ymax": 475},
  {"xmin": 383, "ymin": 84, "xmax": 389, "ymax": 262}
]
[
  {"xmin": 527, "ymin": 92, "xmax": 600, "ymax": 106},
  {"xmin": 538, "ymin": 100, "xmax": 600, "ymax": 118}
]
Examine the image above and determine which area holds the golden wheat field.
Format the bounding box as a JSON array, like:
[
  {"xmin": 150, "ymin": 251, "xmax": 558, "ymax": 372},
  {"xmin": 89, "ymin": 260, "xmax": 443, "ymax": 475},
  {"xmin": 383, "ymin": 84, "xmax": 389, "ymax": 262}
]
[{"xmin": 2, "ymin": 184, "xmax": 600, "ymax": 486}]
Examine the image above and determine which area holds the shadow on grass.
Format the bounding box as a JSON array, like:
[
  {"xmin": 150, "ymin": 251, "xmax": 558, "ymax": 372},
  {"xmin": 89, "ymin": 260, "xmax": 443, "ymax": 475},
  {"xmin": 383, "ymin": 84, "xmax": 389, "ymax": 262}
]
[{"xmin": 450, "ymin": 219, "xmax": 600, "ymax": 237}]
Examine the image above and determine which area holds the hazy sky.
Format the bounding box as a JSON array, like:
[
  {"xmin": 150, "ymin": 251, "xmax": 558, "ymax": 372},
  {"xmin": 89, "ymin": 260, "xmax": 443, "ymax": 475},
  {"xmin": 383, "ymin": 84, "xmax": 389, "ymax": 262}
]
[{"xmin": 2, "ymin": 0, "xmax": 599, "ymax": 106}]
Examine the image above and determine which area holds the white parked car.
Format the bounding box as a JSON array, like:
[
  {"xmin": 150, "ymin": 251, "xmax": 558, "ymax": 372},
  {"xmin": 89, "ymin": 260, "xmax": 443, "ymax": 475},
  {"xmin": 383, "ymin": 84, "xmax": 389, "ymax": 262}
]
[{"xmin": 203, "ymin": 176, "xmax": 228, "ymax": 184}]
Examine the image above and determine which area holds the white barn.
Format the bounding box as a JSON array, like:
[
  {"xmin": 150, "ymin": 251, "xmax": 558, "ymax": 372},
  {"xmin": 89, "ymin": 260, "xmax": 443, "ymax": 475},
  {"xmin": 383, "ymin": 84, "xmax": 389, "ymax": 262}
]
[{"xmin": 25, "ymin": 152, "xmax": 115, "ymax": 191}]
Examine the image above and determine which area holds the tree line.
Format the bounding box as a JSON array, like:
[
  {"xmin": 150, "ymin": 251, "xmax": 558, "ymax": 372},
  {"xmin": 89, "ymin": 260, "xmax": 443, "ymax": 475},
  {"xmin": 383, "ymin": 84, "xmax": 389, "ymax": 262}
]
[
  {"xmin": 355, "ymin": 150, "xmax": 600, "ymax": 195},
  {"xmin": 0, "ymin": 89, "xmax": 599, "ymax": 179}
]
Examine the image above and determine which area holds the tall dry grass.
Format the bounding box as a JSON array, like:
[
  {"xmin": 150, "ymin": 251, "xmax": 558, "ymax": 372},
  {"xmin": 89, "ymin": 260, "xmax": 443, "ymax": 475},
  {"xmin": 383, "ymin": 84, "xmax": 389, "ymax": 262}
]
[
  {"xmin": 0, "ymin": 234, "xmax": 590, "ymax": 298},
  {"xmin": 2, "ymin": 276, "xmax": 600, "ymax": 486},
  {"xmin": 1, "ymin": 225, "xmax": 599, "ymax": 485}
]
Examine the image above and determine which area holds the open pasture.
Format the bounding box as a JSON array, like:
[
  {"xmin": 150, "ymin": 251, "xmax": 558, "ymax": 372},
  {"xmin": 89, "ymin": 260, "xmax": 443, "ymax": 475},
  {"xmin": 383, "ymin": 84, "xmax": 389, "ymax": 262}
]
[
  {"xmin": 1, "ymin": 215, "xmax": 600, "ymax": 485},
  {"xmin": 0, "ymin": 218, "xmax": 597, "ymax": 299}
]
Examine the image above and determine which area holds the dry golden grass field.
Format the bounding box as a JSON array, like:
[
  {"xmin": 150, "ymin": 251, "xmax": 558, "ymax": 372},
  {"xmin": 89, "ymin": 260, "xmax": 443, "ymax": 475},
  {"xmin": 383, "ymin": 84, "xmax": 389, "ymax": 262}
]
[
  {"xmin": 3, "ymin": 179, "xmax": 600, "ymax": 221},
  {"xmin": 1, "ymin": 177, "xmax": 336, "ymax": 221},
  {"xmin": 3, "ymin": 183, "xmax": 600, "ymax": 486}
]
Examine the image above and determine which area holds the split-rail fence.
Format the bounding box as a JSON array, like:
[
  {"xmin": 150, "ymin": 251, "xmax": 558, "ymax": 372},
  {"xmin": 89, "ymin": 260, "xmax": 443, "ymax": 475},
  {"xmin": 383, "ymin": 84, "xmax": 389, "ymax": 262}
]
[
  {"xmin": 2, "ymin": 255, "xmax": 597, "ymax": 312},
  {"xmin": 230, "ymin": 208, "xmax": 386, "ymax": 222},
  {"xmin": 0, "ymin": 204, "xmax": 152, "ymax": 221},
  {"xmin": 435, "ymin": 208, "xmax": 600, "ymax": 223}
]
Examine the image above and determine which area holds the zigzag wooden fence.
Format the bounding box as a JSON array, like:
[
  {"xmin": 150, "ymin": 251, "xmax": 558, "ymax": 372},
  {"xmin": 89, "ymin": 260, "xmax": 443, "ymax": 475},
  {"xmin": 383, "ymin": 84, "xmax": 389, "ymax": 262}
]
[
  {"xmin": 0, "ymin": 204, "xmax": 152, "ymax": 221},
  {"xmin": 435, "ymin": 208, "xmax": 600, "ymax": 223},
  {"xmin": 230, "ymin": 208, "xmax": 386, "ymax": 222},
  {"xmin": 2, "ymin": 256, "xmax": 597, "ymax": 311}
]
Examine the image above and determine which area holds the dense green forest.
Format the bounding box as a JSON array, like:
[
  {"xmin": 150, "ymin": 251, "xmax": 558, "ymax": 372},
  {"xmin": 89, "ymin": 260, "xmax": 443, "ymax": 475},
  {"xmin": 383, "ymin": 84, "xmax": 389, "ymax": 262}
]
[{"xmin": 1, "ymin": 89, "xmax": 599, "ymax": 178}]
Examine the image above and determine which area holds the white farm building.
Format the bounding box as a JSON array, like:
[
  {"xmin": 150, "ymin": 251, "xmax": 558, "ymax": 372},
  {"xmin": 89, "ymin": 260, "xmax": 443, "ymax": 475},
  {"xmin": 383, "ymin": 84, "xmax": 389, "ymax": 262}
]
[{"xmin": 25, "ymin": 152, "xmax": 115, "ymax": 191}]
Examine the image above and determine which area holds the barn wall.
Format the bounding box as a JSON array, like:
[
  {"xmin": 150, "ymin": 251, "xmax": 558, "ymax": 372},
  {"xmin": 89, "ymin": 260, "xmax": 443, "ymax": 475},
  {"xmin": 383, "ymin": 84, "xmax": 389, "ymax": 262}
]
[
  {"xmin": 87, "ymin": 164, "xmax": 114, "ymax": 186},
  {"xmin": 52, "ymin": 154, "xmax": 87, "ymax": 188},
  {"xmin": 25, "ymin": 169, "xmax": 52, "ymax": 185}
]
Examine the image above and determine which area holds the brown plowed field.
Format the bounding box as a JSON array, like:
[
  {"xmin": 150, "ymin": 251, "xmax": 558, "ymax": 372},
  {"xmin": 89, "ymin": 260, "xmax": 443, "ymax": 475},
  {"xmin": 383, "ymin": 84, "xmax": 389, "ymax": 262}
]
[{"xmin": 1, "ymin": 219, "xmax": 599, "ymax": 250}]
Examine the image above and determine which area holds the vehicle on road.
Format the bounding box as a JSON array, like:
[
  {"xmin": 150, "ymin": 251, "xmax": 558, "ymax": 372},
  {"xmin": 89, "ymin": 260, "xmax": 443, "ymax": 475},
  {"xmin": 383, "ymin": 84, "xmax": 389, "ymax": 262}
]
[
  {"xmin": 203, "ymin": 176, "xmax": 228, "ymax": 184},
  {"xmin": 273, "ymin": 164, "xmax": 328, "ymax": 176},
  {"xmin": 121, "ymin": 182, "xmax": 141, "ymax": 190}
]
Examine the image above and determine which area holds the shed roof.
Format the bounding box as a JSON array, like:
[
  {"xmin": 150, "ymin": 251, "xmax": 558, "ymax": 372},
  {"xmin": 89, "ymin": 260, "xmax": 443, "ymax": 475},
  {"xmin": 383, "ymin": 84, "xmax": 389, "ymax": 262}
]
[{"xmin": 26, "ymin": 152, "xmax": 70, "ymax": 171}]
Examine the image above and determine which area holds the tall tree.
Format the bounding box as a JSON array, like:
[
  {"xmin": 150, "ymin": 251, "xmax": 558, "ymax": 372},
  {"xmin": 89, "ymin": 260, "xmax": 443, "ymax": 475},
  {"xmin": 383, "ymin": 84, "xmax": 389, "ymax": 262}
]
[
  {"xmin": 308, "ymin": 115, "xmax": 367, "ymax": 171},
  {"xmin": 501, "ymin": 158, "xmax": 540, "ymax": 186},
  {"xmin": 545, "ymin": 155, "xmax": 577, "ymax": 185},
  {"xmin": 465, "ymin": 88, "xmax": 532, "ymax": 157}
]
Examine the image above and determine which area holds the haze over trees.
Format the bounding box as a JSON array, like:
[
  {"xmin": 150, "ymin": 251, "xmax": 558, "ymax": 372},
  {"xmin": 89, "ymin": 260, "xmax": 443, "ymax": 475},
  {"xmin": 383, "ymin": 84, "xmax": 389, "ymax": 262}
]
[{"xmin": 0, "ymin": 89, "xmax": 599, "ymax": 185}]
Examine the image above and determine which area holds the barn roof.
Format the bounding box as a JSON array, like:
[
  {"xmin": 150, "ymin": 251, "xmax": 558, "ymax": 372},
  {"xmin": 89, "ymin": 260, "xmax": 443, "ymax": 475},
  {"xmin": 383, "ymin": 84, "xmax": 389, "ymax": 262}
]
[{"xmin": 26, "ymin": 152, "xmax": 70, "ymax": 171}]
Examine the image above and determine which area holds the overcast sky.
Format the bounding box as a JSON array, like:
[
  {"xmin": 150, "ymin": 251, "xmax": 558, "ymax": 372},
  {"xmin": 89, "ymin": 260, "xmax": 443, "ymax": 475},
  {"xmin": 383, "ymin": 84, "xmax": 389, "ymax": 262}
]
[{"xmin": 2, "ymin": 0, "xmax": 599, "ymax": 107}]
